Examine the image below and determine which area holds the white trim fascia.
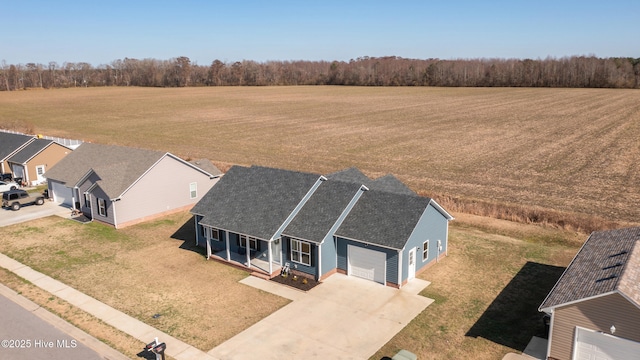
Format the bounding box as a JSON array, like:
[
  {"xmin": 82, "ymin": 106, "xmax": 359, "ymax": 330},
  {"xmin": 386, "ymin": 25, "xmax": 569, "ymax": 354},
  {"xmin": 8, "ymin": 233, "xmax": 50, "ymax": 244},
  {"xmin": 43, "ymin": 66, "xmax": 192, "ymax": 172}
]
[
  {"xmin": 11, "ymin": 141, "xmax": 70, "ymax": 164},
  {"xmin": 270, "ymin": 175, "xmax": 326, "ymax": 241},
  {"xmin": 398, "ymin": 249, "xmax": 403, "ymax": 288},
  {"xmin": 115, "ymin": 153, "xmax": 167, "ymax": 200},
  {"xmin": 539, "ymin": 291, "xmax": 618, "ymax": 313},
  {"xmin": 165, "ymin": 152, "xmax": 221, "ymax": 179},
  {"xmin": 428, "ymin": 199, "xmax": 454, "ymax": 221},
  {"xmin": 318, "ymin": 185, "xmax": 367, "ymax": 246}
]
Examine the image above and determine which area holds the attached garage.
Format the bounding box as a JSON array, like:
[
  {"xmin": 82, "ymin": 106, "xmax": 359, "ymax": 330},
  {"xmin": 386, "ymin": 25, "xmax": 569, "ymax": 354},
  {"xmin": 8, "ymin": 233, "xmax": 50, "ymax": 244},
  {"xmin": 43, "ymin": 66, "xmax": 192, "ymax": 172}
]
[
  {"xmin": 574, "ymin": 327, "xmax": 640, "ymax": 360},
  {"xmin": 50, "ymin": 181, "xmax": 74, "ymax": 207},
  {"xmin": 347, "ymin": 245, "xmax": 386, "ymax": 284}
]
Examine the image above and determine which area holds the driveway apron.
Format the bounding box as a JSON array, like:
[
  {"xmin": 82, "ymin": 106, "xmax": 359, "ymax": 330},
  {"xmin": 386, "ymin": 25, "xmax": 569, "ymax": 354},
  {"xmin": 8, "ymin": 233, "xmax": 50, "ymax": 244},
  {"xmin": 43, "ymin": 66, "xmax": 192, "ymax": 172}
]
[{"xmin": 209, "ymin": 274, "xmax": 433, "ymax": 360}]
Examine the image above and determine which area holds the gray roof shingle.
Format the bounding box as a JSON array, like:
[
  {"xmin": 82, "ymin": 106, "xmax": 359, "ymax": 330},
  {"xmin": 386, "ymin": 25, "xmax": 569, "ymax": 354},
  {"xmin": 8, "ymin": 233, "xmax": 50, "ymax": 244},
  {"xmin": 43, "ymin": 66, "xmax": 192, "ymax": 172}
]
[
  {"xmin": 44, "ymin": 142, "xmax": 167, "ymax": 199},
  {"xmin": 189, "ymin": 159, "xmax": 222, "ymax": 177},
  {"xmin": 283, "ymin": 180, "xmax": 363, "ymax": 243},
  {"xmin": 7, "ymin": 139, "xmax": 57, "ymax": 164},
  {"xmin": 335, "ymin": 190, "xmax": 431, "ymax": 250},
  {"xmin": 0, "ymin": 132, "xmax": 34, "ymax": 162},
  {"xmin": 539, "ymin": 226, "xmax": 640, "ymax": 311},
  {"xmin": 193, "ymin": 166, "xmax": 321, "ymax": 240},
  {"xmin": 369, "ymin": 174, "xmax": 417, "ymax": 196}
]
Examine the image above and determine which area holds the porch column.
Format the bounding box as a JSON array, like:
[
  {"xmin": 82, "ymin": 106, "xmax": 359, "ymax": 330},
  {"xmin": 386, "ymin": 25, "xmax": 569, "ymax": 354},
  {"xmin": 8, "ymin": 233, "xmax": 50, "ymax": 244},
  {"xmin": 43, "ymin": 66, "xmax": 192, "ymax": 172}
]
[
  {"xmin": 317, "ymin": 244, "xmax": 322, "ymax": 280},
  {"xmin": 246, "ymin": 237, "xmax": 251, "ymax": 268},
  {"xmin": 206, "ymin": 228, "xmax": 212, "ymax": 259},
  {"xmin": 268, "ymin": 241, "xmax": 273, "ymax": 274},
  {"xmin": 225, "ymin": 230, "xmax": 230, "ymax": 261},
  {"xmin": 193, "ymin": 217, "xmax": 198, "ymax": 245}
]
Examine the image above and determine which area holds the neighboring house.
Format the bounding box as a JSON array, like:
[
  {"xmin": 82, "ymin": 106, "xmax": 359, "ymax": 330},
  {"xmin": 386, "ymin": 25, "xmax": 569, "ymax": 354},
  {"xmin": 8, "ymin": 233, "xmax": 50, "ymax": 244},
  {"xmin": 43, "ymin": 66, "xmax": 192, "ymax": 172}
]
[
  {"xmin": 191, "ymin": 165, "xmax": 453, "ymax": 288},
  {"xmin": 45, "ymin": 143, "xmax": 222, "ymax": 228},
  {"xmin": 539, "ymin": 226, "xmax": 640, "ymax": 360},
  {"xmin": 0, "ymin": 132, "xmax": 35, "ymax": 175},
  {"xmin": 7, "ymin": 139, "xmax": 72, "ymax": 186}
]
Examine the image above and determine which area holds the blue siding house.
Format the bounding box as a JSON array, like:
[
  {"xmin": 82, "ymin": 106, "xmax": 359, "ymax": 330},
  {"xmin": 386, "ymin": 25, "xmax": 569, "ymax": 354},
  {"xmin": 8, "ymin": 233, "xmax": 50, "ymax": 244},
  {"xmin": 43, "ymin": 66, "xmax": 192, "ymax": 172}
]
[{"xmin": 191, "ymin": 166, "xmax": 453, "ymax": 288}]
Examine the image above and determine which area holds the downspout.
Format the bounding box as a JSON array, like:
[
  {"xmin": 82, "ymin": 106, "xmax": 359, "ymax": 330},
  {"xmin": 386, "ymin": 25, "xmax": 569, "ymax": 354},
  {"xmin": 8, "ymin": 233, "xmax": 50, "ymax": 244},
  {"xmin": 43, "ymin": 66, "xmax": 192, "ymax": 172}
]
[
  {"xmin": 112, "ymin": 199, "xmax": 118, "ymax": 229},
  {"xmin": 268, "ymin": 241, "xmax": 273, "ymax": 275},
  {"xmin": 398, "ymin": 250, "xmax": 403, "ymax": 289},
  {"xmin": 317, "ymin": 243, "xmax": 322, "ymax": 281},
  {"xmin": 206, "ymin": 227, "xmax": 212, "ymax": 259}
]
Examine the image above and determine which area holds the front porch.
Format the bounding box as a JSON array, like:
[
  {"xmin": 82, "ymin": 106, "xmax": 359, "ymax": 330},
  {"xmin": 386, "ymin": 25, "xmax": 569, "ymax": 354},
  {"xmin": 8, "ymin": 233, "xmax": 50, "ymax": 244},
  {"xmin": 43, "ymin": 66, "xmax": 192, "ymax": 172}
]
[{"xmin": 209, "ymin": 249, "xmax": 282, "ymax": 278}]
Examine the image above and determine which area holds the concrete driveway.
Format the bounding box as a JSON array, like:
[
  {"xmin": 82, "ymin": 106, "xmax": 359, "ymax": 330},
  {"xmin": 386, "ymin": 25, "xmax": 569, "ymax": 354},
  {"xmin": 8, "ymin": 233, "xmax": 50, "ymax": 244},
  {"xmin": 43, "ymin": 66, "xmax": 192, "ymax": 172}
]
[
  {"xmin": 0, "ymin": 200, "xmax": 70, "ymax": 227},
  {"xmin": 210, "ymin": 274, "xmax": 433, "ymax": 360}
]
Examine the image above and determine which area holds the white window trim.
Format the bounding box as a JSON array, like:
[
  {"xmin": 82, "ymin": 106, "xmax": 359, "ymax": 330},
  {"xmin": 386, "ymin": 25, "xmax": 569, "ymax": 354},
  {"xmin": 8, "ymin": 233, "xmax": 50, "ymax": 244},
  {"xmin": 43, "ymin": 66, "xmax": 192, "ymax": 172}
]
[
  {"xmin": 290, "ymin": 238, "xmax": 311, "ymax": 266},
  {"xmin": 422, "ymin": 240, "xmax": 429, "ymax": 261},
  {"xmin": 97, "ymin": 198, "xmax": 106, "ymax": 217},
  {"xmin": 210, "ymin": 227, "xmax": 220, "ymax": 241},
  {"xmin": 189, "ymin": 182, "xmax": 197, "ymax": 199},
  {"xmin": 239, "ymin": 234, "xmax": 258, "ymax": 250},
  {"xmin": 84, "ymin": 193, "xmax": 90, "ymax": 208}
]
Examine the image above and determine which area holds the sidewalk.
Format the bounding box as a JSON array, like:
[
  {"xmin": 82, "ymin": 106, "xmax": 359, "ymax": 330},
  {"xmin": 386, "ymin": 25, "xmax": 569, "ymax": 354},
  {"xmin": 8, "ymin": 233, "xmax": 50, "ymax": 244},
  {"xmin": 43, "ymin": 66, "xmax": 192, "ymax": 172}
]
[{"xmin": 0, "ymin": 253, "xmax": 218, "ymax": 360}]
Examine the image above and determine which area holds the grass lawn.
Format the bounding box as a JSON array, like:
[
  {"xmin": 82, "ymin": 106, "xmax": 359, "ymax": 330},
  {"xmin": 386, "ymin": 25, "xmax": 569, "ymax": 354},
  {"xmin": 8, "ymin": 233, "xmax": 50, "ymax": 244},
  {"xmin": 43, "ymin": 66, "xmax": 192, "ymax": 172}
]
[
  {"xmin": 0, "ymin": 210, "xmax": 581, "ymax": 359},
  {"xmin": 0, "ymin": 211, "xmax": 289, "ymax": 351},
  {"xmin": 372, "ymin": 214, "xmax": 580, "ymax": 360}
]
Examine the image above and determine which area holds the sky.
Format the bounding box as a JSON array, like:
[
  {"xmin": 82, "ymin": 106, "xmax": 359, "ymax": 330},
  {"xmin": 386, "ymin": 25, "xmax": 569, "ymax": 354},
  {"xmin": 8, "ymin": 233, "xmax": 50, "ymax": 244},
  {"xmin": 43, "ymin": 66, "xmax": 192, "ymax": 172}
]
[{"xmin": 1, "ymin": 0, "xmax": 638, "ymax": 66}]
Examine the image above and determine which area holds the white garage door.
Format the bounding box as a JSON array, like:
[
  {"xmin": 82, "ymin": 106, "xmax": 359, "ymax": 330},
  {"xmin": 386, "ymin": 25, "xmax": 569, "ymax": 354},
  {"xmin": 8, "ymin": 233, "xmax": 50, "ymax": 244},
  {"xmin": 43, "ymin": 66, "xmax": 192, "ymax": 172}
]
[
  {"xmin": 574, "ymin": 327, "xmax": 640, "ymax": 360},
  {"xmin": 50, "ymin": 181, "xmax": 74, "ymax": 207},
  {"xmin": 347, "ymin": 245, "xmax": 386, "ymax": 284}
]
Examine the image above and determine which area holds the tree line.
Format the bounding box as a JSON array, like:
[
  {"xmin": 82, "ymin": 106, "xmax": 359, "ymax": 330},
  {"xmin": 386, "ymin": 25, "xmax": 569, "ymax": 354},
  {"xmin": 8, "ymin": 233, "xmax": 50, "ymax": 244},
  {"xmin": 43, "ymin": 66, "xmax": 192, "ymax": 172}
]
[{"xmin": 1, "ymin": 55, "xmax": 639, "ymax": 90}]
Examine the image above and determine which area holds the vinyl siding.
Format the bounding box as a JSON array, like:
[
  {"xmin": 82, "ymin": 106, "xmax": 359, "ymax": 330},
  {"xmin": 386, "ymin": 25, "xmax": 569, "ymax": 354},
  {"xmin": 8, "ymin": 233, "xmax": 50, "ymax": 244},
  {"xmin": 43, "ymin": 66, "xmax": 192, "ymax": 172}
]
[
  {"xmin": 283, "ymin": 236, "xmax": 317, "ymax": 277},
  {"xmin": 90, "ymin": 185, "xmax": 115, "ymax": 226},
  {"xmin": 336, "ymin": 237, "xmax": 399, "ymax": 284},
  {"xmin": 78, "ymin": 172, "xmax": 101, "ymax": 217},
  {"xmin": 403, "ymin": 203, "xmax": 449, "ymax": 282},
  {"xmin": 23, "ymin": 143, "xmax": 70, "ymax": 185},
  {"xmin": 114, "ymin": 155, "xmax": 217, "ymax": 226},
  {"xmin": 549, "ymin": 292, "xmax": 640, "ymax": 360},
  {"xmin": 320, "ymin": 236, "xmax": 337, "ymax": 278}
]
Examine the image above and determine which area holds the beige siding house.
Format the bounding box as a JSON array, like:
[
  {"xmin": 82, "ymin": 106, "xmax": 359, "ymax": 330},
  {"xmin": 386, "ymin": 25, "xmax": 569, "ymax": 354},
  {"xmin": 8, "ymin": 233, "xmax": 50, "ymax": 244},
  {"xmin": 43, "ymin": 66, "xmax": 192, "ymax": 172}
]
[
  {"xmin": 539, "ymin": 227, "xmax": 640, "ymax": 360},
  {"xmin": 7, "ymin": 139, "xmax": 72, "ymax": 185},
  {"xmin": 45, "ymin": 143, "xmax": 221, "ymax": 228}
]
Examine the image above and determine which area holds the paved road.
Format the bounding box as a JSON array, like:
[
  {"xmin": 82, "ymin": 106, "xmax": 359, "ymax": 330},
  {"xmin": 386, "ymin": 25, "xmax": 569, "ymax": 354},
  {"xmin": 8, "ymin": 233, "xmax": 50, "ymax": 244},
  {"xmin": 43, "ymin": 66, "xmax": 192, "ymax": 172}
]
[{"xmin": 0, "ymin": 294, "xmax": 104, "ymax": 360}]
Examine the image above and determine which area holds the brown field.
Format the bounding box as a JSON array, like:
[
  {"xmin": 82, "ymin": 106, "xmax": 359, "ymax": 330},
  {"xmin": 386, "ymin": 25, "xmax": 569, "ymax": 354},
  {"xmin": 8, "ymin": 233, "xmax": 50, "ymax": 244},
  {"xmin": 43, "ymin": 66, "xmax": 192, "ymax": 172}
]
[{"xmin": 1, "ymin": 86, "xmax": 639, "ymax": 228}]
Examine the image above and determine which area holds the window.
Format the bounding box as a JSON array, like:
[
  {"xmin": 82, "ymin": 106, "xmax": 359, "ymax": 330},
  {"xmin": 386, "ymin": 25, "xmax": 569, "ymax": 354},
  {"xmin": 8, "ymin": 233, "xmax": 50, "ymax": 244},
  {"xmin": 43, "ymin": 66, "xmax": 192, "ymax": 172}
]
[
  {"xmin": 290, "ymin": 238, "xmax": 311, "ymax": 266},
  {"xmin": 422, "ymin": 240, "xmax": 429, "ymax": 261},
  {"xmin": 238, "ymin": 235, "xmax": 258, "ymax": 250},
  {"xmin": 84, "ymin": 193, "xmax": 90, "ymax": 208},
  {"xmin": 36, "ymin": 166, "xmax": 45, "ymax": 176},
  {"xmin": 189, "ymin": 182, "xmax": 197, "ymax": 199},
  {"xmin": 97, "ymin": 198, "xmax": 106, "ymax": 216},
  {"xmin": 210, "ymin": 228, "xmax": 220, "ymax": 241}
]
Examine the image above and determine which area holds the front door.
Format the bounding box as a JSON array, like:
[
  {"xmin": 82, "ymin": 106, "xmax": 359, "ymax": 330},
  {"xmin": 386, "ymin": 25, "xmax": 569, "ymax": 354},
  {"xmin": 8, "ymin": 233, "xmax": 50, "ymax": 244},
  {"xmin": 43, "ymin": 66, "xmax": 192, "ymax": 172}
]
[
  {"xmin": 35, "ymin": 165, "xmax": 46, "ymax": 183},
  {"xmin": 408, "ymin": 247, "xmax": 416, "ymax": 280},
  {"xmin": 271, "ymin": 238, "xmax": 282, "ymax": 265}
]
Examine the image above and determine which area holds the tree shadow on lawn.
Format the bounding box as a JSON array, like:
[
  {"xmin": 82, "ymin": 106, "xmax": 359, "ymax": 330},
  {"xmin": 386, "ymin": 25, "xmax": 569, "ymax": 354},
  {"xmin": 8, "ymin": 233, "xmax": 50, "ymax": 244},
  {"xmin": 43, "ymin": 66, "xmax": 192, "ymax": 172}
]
[
  {"xmin": 465, "ymin": 261, "xmax": 565, "ymax": 351},
  {"xmin": 170, "ymin": 215, "xmax": 206, "ymax": 256}
]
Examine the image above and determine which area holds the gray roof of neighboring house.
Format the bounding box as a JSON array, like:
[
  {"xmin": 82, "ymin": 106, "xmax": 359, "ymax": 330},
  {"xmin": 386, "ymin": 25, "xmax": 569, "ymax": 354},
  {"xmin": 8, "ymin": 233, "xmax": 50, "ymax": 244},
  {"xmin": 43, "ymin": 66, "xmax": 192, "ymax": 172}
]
[
  {"xmin": 45, "ymin": 142, "xmax": 167, "ymax": 199},
  {"xmin": 7, "ymin": 139, "xmax": 60, "ymax": 164},
  {"xmin": 189, "ymin": 159, "xmax": 222, "ymax": 177},
  {"xmin": 539, "ymin": 226, "xmax": 640, "ymax": 311},
  {"xmin": 0, "ymin": 132, "xmax": 34, "ymax": 162},
  {"xmin": 327, "ymin": 167, "xmax": 417, "ymax": 196},
  {"xmin": 335, "ymin": 190, "xmax": 431, "ymax": 250},
  {"xmin": 192, "ymin": 165, "xmax": 321, "ymax": 240},
  {"xmin": 283, "ymin": 180, "xmax": 363, "ymax": 243}
]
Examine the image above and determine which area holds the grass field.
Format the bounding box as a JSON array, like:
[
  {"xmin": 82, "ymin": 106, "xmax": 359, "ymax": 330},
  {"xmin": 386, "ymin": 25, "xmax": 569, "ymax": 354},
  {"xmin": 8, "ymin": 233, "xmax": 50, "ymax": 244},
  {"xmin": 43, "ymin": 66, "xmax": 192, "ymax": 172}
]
[
  {"xmin": 1, "ymin": 86, "xmax": 639, "ymax": 227},
  {"xmin": 0, "ymin": 211, "xmax": 580, "ymax": 359}
]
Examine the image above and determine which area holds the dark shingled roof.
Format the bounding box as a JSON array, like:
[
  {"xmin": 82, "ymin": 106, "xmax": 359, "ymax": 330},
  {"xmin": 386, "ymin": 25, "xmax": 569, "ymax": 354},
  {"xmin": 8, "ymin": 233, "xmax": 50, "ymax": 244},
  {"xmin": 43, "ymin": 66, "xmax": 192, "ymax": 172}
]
[
  {"xmin": 0, "ymin": 132, "xmax": 34, "ymax": 161},
  {"xmin": 328, "ymin": 167, "xmax": 417, "ymax": 196},
  {"xmin": 335, "ymin": 190, "xmax": 431, "ymax": 250},
  {"xmin": 283, "ymin": 180, "xmax": 363, "ymax": 243},
  {"xmin": 369, "ymin": 174, "xmax": 417, "ymax": 196},
  {"xmin": 8, "ymin": 139, "xmax": 58, "ymax": 164},
  {"xmin": 192, "ymin": 165, "xmax": 321, "ymax": 240},
  {"xmin": 44, "ymin": 142, "xmax": 167, "ymax": 199},
  {"xmin": 539, "ymin": 226, "xmax": 640, "ymax": 311},
  {"xmin": 327, "ymin": 167, "xmax": 371, "ymax": 184}
]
